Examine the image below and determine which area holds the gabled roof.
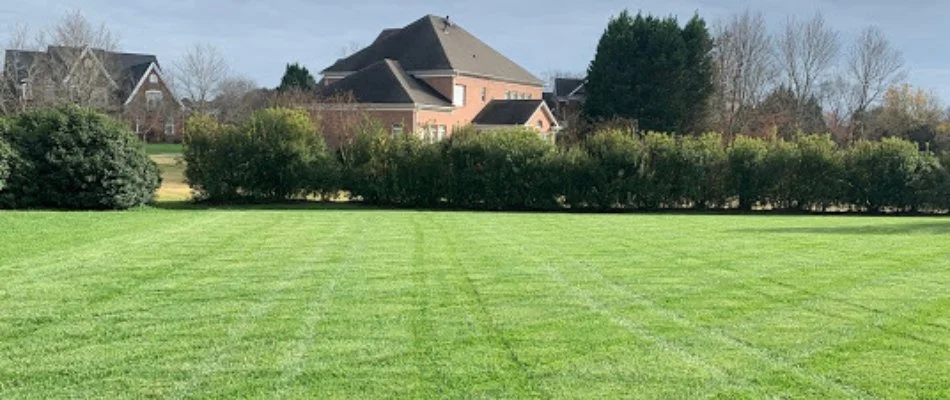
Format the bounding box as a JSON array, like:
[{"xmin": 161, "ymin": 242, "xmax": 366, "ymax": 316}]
[
  {"xmin": 316, "ymin": 59, "xmax": 451, "ymax": 106},
  {"xmin": 323, "ymin": 15, "xmax": 543, "ymax": 86},
  {"xmin": 5, "ymin": 46, "xmax": 160, "ymax": 93},
  {"xmin": 473, "ymin": 99, "xmax": 549, "ymax": 125},
  {"xmin": 555, "ymin": 78, "xmax": 586, "ymax": 98}
]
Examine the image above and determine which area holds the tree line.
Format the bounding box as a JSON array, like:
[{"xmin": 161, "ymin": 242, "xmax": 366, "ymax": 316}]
[{"xmin": 579, "ymin": 9, "xmax": 949, "ymax": 152}]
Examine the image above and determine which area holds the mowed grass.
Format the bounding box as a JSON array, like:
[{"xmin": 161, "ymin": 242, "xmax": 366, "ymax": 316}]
[
  {"xmin": 0, "ymin": 210, "xmax": 948, "ymax": 399},
  {"xmin": 144, "ymin": 143, "xmax": 183, "ymax": 155}
]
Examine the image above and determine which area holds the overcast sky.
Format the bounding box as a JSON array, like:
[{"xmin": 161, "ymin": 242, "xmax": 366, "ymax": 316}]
[{"xmin": 2, "ymin": 0, "xmax": 948, "ymax": 101}]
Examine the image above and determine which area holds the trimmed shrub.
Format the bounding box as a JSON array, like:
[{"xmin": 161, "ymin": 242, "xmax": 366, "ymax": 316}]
[
  {"xmin": 761, "ymin": 139, "xmax": 800, "ymax": 210},
  {"xmin": 726, "ymin": 136, "xmax": 768, "ymax": 210},
  {"xmin": 845, "ymin": 138, "xmax": 925, "ymax": 212},
  {"xmin": 582, "ymin": 128, "xmax": 646, "ymax": 209},
  {"xmin": 183, "ymin": 108, "xmax": 338, "ymax": 202},
  {"xmin": 679, "ymin": 133, "xmax": 728, "ymax": 209},
  {"xmin": 794, "ymin": 135, "xmax": 844, "ymax": 211},
  {"xmin": 641, "ymin": 132, "xmax": 684, "ymax": 208},
  {"xmin": 0, "ymin": 106, "xmax": 159, "ymax": 210},
  {"xmin": 444, "ymin": 128, "xmax": 557, "ymax": 210}
]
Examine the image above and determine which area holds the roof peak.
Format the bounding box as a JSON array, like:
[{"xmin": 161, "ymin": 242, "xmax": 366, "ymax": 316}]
[{"xmin": 322, "ymin": 15, "xmax": 542, "ymax": 86}]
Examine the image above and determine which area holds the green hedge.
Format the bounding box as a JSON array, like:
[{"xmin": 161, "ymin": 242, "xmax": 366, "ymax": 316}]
[
  {"xmin": 185, "ymin": 118, "xmax": 950, "ymax": 213},
  {"xmin": 336, "ymin": 128, "xmax": 950, "ymax": 213},
  {"xmin": 0, "ymin": 106, "xmax": 160, "ymax": 210},
  {"xmin": 0, "ymin": 135, "xmax": 11, "ymax": 193},
  {"xmin": 183, "ymin": 108, "xmax": 338, "ymax": 202}
]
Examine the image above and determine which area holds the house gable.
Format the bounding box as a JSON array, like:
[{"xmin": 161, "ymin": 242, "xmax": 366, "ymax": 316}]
[{"xmin": 123, "ymin": 62, "xmax": 182, "ymax": 108}]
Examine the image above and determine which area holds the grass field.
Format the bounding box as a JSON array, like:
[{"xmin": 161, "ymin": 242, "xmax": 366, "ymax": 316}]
[
  {"xmin": 144, "ymin": 143, "xmax": 183, "ymax": 155},
  {"xmin": 0, "ymin": 209, "xmax": 948, "ymax": 399}
]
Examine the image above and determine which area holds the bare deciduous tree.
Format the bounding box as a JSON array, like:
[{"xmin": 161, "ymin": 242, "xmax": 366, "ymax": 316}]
[
  {"xmin": 711, "ymin": 10, "xmax": 774, "ymax": 134},
  {"xmin": 776, "ymin": 13, "xmax": 839, "ymax": 110},
  {"xmin": 215, "ymin": 76, "xmax": 259, "ymax": 124},
  {"xmin": 339, "ymin": 41, "xmax": 362, "ymax": 58},
  {"xmin": 172, "ymin": 44, "xmax": 229, "ymax": 112},
  {"xmin": 847, "ymin": 26, "xmax": 905, "ymax": 137},
  {"xmin": 49, "ymin": 9, "xmax": 119, "ymax": 51},
  {"xmin": 2, "ymin": 11, "xmax": 122, "ymax": 112}
]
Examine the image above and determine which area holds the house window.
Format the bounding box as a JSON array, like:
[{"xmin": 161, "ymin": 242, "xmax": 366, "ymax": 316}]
[
  {"xmin": 391, "ymin": 123, "xmax": 404, "ymax": 137},
  {"xmin": 504, "ymin": 91, "xmax": 511, "ymax": 100},
  {"xmin": 481, "ymin": 87, "xmax": 487, "ymax": 102},
  {"xmin": 537, "ymin": 120, "xmax": 543, "ymax": 129},
  {"xmin": 149, "ymin": 74, "xmax": 158, "ymax": 84},
  {"xmin": 453, "ymin": 84, "xmax": 466, "ymax": 106},
  {"xmin": 146, "ymin": 90, "xmax": 163, "ymax": 110},
  {"xmin": 164, "ymin": 117, "xmax": 175, "ymax": 136},
  {"xmin": 18, "ymin": 81, "xmax": 32, "ymax": 100},
  {"xmin": 437, "ymin": 125, "xmax": 446, "ymax": 141}
]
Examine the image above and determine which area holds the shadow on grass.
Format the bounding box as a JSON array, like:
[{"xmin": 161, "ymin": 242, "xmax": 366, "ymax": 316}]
[
  {"xmin": 150, "ymin": 200, "xmax": 950, "ymax": 220},
  {"xmin": 745, "ymin": 222, "xmax": 950, "ymax": 235}
]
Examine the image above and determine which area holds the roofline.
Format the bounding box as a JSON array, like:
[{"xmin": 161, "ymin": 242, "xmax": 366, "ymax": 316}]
[
  {"xmin": 537, "ymin": 101, "xmax": 561, "ymax": 130},
  {"xmin": 62, "ymin": 46, "xmax": 119, "ymax": 89},
  {"xmin": 122, "ymin": 62, "xmax": 184, "ymax": 108},
  {"xmin": 324, "ymin": 68, "xmax": 544, "ymax": 87},
  {"xmin": 566, "ymin": 81, "xmax": 586, "ymax": 98},
  {"xmin": 310, "ymin": 103, "xmax": 454, "ymax": 112}
]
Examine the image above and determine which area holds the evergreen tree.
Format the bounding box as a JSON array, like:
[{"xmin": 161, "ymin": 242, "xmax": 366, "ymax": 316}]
[
  {"xmin": 278, "ymin": 63, "xmax": 317, "ymax": 92},
  {"xmin": 584, "ymin": 11, "xmax": 714, "ymax": 133}
]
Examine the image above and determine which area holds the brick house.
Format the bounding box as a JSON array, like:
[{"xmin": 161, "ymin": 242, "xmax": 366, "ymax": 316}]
[
  {"xmin": 3, "ymin": 46, "xmax": 183, "ymax": 142},
  {"xmin": 314, "ymin": 15, "xmax": 559, "ymax": 146}
]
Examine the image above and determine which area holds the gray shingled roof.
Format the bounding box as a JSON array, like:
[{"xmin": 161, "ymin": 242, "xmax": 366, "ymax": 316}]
[
  {"xmin": 4, "ymin": 46, "xmax": 160, "ymax": 98},
  {"xmin": 317, "ymin": 59, "xmax": 451, "ymax": 106},
  {"xmin": 472, "ymin": 100, "xmax": 546, "ymax": 125},
  {"xmin": 324, "ymin": 15, "xmax": 542, "ymax": 86},
  {"xmin": 555, "ymin": 78, "xmax": 585, "ymax": 97}
]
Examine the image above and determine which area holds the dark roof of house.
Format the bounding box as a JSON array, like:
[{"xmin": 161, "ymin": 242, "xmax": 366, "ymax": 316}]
[
  {"xmin": 5, "ymin": 46, "xmax": 159, "ymax": 87},
  {"xmin": 3, "ymin": 49, "xmax": 46, "ymax": 82},
  {"xmin": 555, "ymin": 78, "xmax": 585, "ymax": 97},
  {"xmin": 472, "ymin": 99, "xmax": 547, "ymax": 125},
  {"xmin": 542, "ymin": 92, "xmax": 557, "ymax": 111},
  {"xmin": 316, "ymin": 59, "xmax": 451, "ymax": 106},
  {"xmin": 323, "ymin": 15, "xmax": 543, "ymax": 86}
]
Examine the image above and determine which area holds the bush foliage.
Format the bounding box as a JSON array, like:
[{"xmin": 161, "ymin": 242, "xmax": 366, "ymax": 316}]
[
  {"xmin": 0, "ymin": 106, "xmax": 160, "ymax": 210},
  {"xmin": 0, "ymin": 135, "xmax": 11, "ymax": 193},
  {"xmin": 183, "ymin": 114, "xmax": 950, "ymax": 213},
  {"xmin": 183, "ymin": 108, "xmax": 338, "ymax": 202}
]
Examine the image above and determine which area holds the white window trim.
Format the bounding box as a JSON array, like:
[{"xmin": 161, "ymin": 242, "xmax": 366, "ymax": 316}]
[{"xmin": 453, "ymin": 84, "xmax": 466, "ymax": 107}]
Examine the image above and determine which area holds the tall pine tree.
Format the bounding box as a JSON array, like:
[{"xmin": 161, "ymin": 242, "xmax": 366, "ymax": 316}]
[
  {"xmin": 584, "ymin": 11, "xmax": 713, "ymax": 133},
  {"xmin": 278, "ymin": 63, "xmax": 317, "ymax": 92}
]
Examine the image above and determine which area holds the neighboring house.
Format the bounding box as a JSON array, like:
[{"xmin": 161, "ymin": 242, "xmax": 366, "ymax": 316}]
[
  {"xmin": 3, "ymin": 45, "xmax": 183, "ymax": 142},
  {"xmin": 543, "ymin": 77, "xmax": 586, "ymax": 126},
  {"xmin": 314, "ymin": 15, "xmax": 559, "ymax": 146}
]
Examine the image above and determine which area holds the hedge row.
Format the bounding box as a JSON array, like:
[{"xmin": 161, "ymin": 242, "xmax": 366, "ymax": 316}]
[
  {"xmin": 183, "ymin": 108, "xmax": 338, "ymax": 202},
  {"xmin": 0, "ymin": 106, "xmax": 160, "ymax": 210},
  {"xmin": 183, "ymin": 109, "xmax": 950, "ymax": 213}
]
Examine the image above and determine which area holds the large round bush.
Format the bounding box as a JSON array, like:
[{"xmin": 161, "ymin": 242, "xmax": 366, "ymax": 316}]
[{"xmin": 0, "ymin": 106, "xmax": 160, "ymax": 209}]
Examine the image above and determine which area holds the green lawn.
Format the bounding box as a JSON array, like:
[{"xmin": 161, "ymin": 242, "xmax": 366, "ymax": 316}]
[
  {"xmin": 144, "ymin": 143, "xmax": 183, "ymax": 155},
  {"xmin": 0, "ymin": 210, "xmax": 948, "ymax": 399}
]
